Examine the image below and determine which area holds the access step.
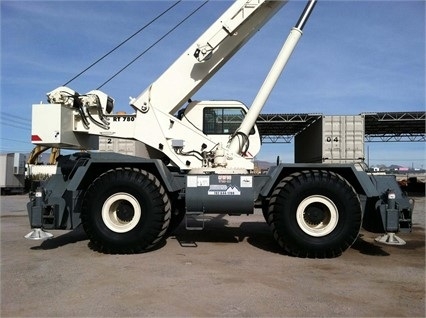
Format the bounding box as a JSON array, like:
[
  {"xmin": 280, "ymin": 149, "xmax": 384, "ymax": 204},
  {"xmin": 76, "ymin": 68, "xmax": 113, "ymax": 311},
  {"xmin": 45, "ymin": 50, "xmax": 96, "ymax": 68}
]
[{"xmin": 185, "ymin": 211, "xmax": 205, "ymax": 230}]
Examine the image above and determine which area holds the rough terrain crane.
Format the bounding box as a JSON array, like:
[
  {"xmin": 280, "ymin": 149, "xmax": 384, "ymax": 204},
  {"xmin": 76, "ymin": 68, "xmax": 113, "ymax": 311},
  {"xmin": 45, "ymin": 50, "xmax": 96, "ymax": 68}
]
[{"xmin": 26, "ymin": 0, "xmax": 413, "ymax": 258}]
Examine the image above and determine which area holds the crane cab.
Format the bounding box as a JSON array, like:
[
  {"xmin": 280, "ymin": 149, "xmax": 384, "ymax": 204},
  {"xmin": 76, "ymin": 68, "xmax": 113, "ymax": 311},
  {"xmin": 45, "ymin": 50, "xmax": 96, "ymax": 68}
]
[{"xmin": 179, "ymin": 100, "xmax": 261, "ymax": 159}]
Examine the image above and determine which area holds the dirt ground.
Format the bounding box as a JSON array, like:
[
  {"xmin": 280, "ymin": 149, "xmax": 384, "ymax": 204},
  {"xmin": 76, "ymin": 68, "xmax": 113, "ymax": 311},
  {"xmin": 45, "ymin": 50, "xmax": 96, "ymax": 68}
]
[{"xmin": 1, "ymin": 194, "xmax": 425, "ymax": 317}]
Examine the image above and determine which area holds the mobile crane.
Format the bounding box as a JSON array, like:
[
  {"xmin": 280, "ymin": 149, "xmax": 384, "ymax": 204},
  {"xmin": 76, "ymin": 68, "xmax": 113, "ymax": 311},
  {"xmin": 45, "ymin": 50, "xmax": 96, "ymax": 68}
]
[{"xmin": 26, "ymin": 0, "xmax": 413, "ymax": 258}]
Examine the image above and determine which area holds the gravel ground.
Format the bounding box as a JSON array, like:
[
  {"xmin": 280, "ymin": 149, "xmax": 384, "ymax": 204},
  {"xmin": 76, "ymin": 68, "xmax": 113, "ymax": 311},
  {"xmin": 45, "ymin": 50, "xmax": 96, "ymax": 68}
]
[{"xmin": 1, "ymin": 194, "xmax": 424, "ymax": 317}]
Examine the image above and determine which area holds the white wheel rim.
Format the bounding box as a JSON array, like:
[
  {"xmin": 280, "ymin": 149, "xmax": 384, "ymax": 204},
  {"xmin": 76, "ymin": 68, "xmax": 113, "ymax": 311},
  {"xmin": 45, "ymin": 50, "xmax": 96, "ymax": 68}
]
[
  {"xmin": 102, "ymin": 193, "xmax": 141, "ymax": 233},
  {"xmin": 296, "ymin": 195, "xmax": 338, "ymax": 237}
]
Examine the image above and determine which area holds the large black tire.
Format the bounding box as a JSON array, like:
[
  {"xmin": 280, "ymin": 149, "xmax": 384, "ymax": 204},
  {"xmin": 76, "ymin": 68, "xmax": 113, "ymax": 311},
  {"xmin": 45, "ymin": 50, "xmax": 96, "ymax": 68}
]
[
  {"xmin": 81, "ymin": 168, "xmax": 171, "ymax": 253},
  {"xmin": 267, "ymin": 170, "xmax": 362, "ymax": 258}
]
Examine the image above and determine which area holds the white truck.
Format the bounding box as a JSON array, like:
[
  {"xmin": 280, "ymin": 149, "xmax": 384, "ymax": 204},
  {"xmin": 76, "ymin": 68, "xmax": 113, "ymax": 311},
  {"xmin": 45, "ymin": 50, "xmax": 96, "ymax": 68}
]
[{"xmin": 26, "ymin": 0, "xmax": 413, "ymax": 257}]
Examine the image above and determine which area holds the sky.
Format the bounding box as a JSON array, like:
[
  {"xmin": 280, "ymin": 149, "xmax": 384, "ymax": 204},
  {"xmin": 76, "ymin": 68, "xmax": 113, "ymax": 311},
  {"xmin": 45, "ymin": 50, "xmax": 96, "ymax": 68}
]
[{"xmin": 1, "ymin": 0, "xmax": 425, "ymax": 168}]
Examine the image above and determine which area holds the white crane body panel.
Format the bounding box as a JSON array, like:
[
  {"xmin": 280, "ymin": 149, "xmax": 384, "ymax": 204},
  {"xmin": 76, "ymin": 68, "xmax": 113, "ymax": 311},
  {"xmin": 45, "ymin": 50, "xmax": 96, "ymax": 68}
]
[
  {"xmin": 130, "ymin": 0, "xmax": 287, "ymax": 115},
  {"xmin": 31, "ymin": 0, "xmax": 288, "ymax": 170}
]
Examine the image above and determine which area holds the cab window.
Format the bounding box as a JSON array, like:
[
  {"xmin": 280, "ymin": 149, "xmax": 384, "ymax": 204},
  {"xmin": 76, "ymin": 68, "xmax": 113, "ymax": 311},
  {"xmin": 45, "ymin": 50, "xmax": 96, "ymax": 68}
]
[{"xmin": 203, "ymin": 107, "xmax": 254, "ymax": 135}]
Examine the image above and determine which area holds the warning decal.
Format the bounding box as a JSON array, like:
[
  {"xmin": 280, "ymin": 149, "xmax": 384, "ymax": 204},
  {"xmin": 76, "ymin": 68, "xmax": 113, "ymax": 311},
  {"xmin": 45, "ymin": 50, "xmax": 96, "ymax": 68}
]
[
  {"xmin": 187, "ymin": 175, "xmax": 210, "ymax": 187},
  {"xmin": 240, "ymin": 176, "xmax": 253, "ymax": 188}
]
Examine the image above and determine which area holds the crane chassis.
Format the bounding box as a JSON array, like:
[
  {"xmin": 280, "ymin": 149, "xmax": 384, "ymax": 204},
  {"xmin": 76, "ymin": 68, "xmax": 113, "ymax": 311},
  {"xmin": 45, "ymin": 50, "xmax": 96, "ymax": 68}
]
[{"xmin": 26, "ymin": 0, "xmax": 413, "ymax": 257}]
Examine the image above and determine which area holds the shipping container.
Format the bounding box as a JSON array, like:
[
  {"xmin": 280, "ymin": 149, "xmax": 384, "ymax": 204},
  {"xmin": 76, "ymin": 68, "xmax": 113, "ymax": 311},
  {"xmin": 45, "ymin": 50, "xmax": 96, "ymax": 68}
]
[
  {"xmin": 0, "ymin": 153, "xmax": 26, "ymax": 194},
  {"xmin": 294, "ymin": 115, "xmax": 365, "ymax": 164}
]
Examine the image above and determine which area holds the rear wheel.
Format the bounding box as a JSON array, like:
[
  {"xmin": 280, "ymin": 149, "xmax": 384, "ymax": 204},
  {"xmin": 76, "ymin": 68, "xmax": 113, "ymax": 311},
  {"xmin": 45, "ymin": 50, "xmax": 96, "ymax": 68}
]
[
  {"xmin": 81, "ymin": 168, "xmax": 171, "ymax": 253},
  {"xmin": 268, "ymin": 170, "xmax": 362, "ymax": 258},
  {"xmin": 295, "ymin": 194, "xmax": 339, "ymax": 237}
]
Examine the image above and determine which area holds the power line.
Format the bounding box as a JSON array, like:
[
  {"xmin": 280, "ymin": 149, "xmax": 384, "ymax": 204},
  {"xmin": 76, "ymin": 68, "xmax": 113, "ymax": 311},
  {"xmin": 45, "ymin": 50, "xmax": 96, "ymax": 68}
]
[
  {"xmin": 0, "ymin": 112, "xmax": 31, "ymax": 123},
  {"xmin": 0, "ymin": 121, "xmax": 31, "ymax": 131},
  {"xmin": 1, "ymin": 117, "xmax": 31, "ymax": 126},
  {"xmin": 63, "ymin": 1, "xmax": 182, "ymax": 86},
  {"xmin": 97, "ymin": 1, "xmax": 209, "ymax": 89},
  {"xmin": 0, "ymin": 137, "xmax": 31, "ymax": 144}
]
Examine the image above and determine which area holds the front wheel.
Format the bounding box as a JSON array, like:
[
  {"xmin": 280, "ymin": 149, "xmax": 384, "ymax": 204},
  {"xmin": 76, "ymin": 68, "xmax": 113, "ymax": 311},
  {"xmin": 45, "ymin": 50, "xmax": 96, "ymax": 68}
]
[
  {"xmin": 267, "ymin": 170, "xmax": 362, "ymax": 258},
  {"xmin": 81, "ymin": 168, "xmax": 171, "ymax": 253}
]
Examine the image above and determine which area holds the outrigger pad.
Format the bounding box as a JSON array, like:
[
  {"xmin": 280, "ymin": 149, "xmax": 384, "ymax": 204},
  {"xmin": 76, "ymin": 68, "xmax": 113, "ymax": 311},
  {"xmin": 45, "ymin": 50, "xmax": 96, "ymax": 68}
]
[
  {"xmin": 24, "ymin": 228, "xmax": 54, "ymax": 240},
  {"xmin": 375, "ymin": 233, "xmax": 406, "ymax": 246}
]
